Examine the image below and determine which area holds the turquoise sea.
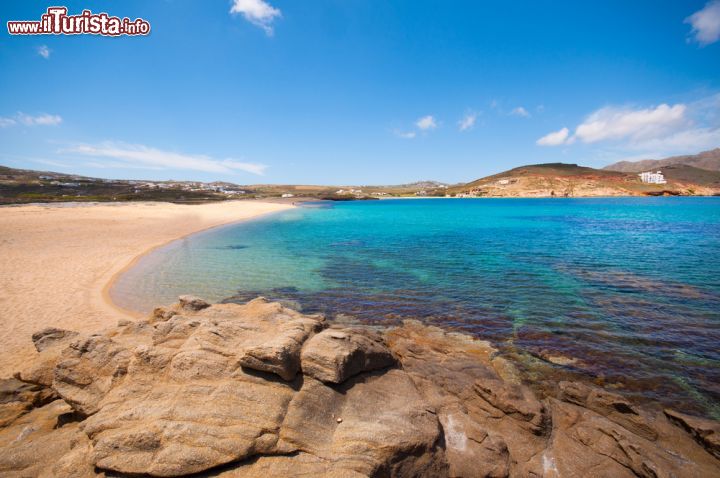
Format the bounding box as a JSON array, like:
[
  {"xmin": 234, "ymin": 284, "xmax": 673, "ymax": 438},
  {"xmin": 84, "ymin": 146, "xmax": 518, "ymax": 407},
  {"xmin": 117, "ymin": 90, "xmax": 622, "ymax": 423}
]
[{"xmin": 112, "ymin": 197, "xmax": 720, "ymax": 418}]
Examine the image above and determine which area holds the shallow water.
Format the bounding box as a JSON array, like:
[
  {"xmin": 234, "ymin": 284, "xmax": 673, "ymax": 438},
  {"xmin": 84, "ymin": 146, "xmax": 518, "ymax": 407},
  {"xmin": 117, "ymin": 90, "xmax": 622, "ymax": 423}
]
[{"xmin": 112, "ymin": 197, "xmax": 720, "ymax": 418}]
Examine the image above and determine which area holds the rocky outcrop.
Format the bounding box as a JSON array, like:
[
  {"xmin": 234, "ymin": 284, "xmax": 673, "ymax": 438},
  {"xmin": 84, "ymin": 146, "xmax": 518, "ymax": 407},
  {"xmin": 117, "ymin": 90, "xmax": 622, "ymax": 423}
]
[
  {"xmin": 1, "ymin": 298, "xmax": 719, "ymax": 477},
  {"xmin": 558, "ymin": 381, "xmax": 659, "ymax": 441},
  {"xmin": 54, "ymin": 334, "xmax": 134, "ymax": 416},
  {"xmin": 300, "ymin": 328, "xmax": 396, "ymax": 383},
  {"xmin": 238, "ymin": 306, "xmax": 324, "ymax": 380},
  {"xmin": 177, "ymin": 294, "xmax": 211, "ymax": 311},
  {"xmin": 31, "ymin": 327, "xmax": 79, "ymax": 352},
  {"xmin": 664, "ymin": 408, "xmax": 720, "ymax": 460},
  {"xmin": 0, "ymin": 378, "xmax": 56, "ymax": 427},
  {"xmin": 14, "ymin": 327, "xmax": 80, "ymax": 387},
  {"xmin": 0, "ymin": 398, "xmax": 95, "ymax": 478}
]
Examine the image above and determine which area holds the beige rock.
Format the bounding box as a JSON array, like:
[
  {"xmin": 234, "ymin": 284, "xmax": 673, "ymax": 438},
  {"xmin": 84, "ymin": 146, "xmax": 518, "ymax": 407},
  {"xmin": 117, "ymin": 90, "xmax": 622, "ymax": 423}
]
[
  {"xmin": 386, "ymin": 320, "xmax": 547, "ymax": 477},
  {"xmin": 278, "ymin": 370, "xmax": 446, "ymax": 476},
  {"xmin": 212, "ymin": 452, "xmax": 367, "ymax": 477},
  {"xmin": 239, "ymin": 310, "xmax": 324, "ymax": 381},
  {"xmin": 474, "ymin": 379, "xmax": 548, "ymax": 436},
  {"xmin": 81, "ymin": 300, "xmax": 315, "ymax": 476},
  {"xmin": 549, "ymin": 398, "xmax": 720, "ymax": 478},
  {"xmin": 664, "ymin": 408, "xmax": 720, "ymax": 460},
  {"xmin": 31, "ymin": 327, "xmax": 79, "ymax": 352},
  {"xmin": 2, "ymin": 299, "xmax": 719, "ymax": 478},
  {"xmin": 84, "ymin": 376, "xmax": 295, "ymax": 476},
  {"xmin": 178, "ymin": 294, "xmax": 211, "ymax": 311},
  {"xmin": 152, "ymin": 305, "xmax": 178, "ymax": 322},
  {"xmin": 0, "ymin": 399, "xmax": 93, "ymax": 478},
  {"xmin": 15, "ymin": 328, "xmax": 82, "ymax": 388},
  {"xmin": 53, "ymin": 335, "xmax": 133, "ymax": 416},
  {"xmin": 559, "ymin": 381, "xmax": 658, "ymax": 441},
  {"xmin": 300, "ymin": 328, "xmax": 395, "ymax": 383},
  {"xmin": 43, "ymin": 432, "xmax": 99, "ymax": 478},
  {"xmin": 77, "ymin": 300, "xmax": 445, "ymax": 477},
  {"xmin": 0, "ymin": 377, "xmax": 56, "ymax": 427},
  {"xmin": 439, "ymin": 407, "xmax": 509, "ymax": 478}
]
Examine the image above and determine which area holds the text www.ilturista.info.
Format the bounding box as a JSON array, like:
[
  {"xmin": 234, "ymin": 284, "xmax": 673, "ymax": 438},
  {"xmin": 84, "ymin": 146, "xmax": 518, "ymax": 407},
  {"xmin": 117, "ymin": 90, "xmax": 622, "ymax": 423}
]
[{"xmin": 7, "ymin": 7, "xmax": 150, "ymax": 36}]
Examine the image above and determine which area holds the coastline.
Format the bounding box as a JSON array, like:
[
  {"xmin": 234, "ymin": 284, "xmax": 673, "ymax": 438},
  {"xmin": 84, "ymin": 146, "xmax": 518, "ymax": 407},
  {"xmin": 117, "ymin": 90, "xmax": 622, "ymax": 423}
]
[
  {"xmin": 0, "ymin": 200, "xmax": 293, "ymax": 378},
  {"xmin": 3, "ymin": 198, "xmax": 720, "ymax": 477},
  {"xmin": 101, "ymin": 206, "xmax": 297, "ymax": 319}
]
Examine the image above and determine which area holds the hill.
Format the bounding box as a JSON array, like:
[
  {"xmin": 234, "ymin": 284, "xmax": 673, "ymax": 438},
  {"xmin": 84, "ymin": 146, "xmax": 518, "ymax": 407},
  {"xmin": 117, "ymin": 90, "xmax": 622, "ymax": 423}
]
[
  {"xmin": 0, "ymin": 165, "xmax": 247, "ymax": 204},
  {"xmin": 603, "ymin": 148, "xmax": 720, "ymax": 173},
  {"xmin": 3, "ymin": 162, "xmax": 719, "ymax": 204},
  {"xmin": 659, "ymin": 164, "xmax": 720, "ymax": 187},
  {"xmin": 444, "ymin": 162, "xmax": 720, "ymax": 198},
  {"xmin": 0, "ymin": 165, "xmax": 444, "ymax": 204}
]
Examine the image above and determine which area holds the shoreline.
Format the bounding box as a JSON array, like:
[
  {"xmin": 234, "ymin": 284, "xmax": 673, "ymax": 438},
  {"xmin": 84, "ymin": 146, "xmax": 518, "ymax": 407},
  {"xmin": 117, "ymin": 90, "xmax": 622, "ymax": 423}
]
[
  {"xmin": 0, "ymin": 200, "xmax": 294, "ymax": 378},
  {"xmin": 101, "ymin": 207, "xmax": 294, "ymax": 319}
]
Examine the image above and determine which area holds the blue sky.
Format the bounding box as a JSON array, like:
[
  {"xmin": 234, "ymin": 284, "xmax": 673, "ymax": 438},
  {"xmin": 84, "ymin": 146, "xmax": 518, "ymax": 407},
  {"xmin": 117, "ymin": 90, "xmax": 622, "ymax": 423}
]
[{"xmin": 1, "ymin": 1, "xmax": 719, "ymax": 184}]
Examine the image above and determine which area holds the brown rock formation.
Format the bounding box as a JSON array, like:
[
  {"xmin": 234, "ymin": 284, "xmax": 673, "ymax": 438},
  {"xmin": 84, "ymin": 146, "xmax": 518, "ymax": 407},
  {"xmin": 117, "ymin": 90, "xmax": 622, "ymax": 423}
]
[
  {"xmin": 664, "ymin": 408, "xmax": 720, "ymax": 460},
  {"xmin": 300, "ymin": 328, "xmax": 396, "ymax": 383},
  {"xmin": 14, "ymin": 327, "xmax": 80, "ymax": 387},
  {"xmin": 0, "ymin": 298, "xmax": 719, "ymax": 477},
  {"xmin": 0, "ymin": 378, "xmax": 56, "ymax": 428}
]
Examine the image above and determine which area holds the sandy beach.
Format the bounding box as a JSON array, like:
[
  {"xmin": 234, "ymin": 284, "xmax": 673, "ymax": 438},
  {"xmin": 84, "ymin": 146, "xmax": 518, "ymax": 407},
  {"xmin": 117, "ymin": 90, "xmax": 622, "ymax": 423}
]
[{"xmin": 0, "ymin": 200, "xmax": 292, "ymax": 378}]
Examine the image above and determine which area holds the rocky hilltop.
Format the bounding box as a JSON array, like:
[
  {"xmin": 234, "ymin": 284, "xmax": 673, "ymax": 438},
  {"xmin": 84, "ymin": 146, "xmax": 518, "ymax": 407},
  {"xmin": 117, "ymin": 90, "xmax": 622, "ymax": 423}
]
[
  {"xmin": 1, "ymin": 297, "xmax": 719, "ymax": 477},
  {"xmin": 445, "ymin": 163, "xmax": 720, "ymax": 198},
  {"xmin": 604, "ymin": 148, "xmax": 720, "ymax": 173}
]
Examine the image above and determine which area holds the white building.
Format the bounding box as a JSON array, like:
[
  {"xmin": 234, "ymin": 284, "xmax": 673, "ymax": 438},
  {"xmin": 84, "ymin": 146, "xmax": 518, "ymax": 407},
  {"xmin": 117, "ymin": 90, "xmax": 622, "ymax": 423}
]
[
  {"xmin": 638, "ymin": 171, "xmax": 667, "ymax": 184},
  {"xmin": 335, "ymin": 188, "xmax": 363, "ymax": 195}
]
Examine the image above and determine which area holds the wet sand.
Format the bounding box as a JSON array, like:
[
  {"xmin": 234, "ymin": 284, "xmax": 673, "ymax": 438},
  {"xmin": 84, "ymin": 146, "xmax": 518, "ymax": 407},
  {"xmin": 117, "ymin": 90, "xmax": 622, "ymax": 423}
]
[{"xmin": 0, "ymin": 200, "xmax": 292, "ymax": 377}]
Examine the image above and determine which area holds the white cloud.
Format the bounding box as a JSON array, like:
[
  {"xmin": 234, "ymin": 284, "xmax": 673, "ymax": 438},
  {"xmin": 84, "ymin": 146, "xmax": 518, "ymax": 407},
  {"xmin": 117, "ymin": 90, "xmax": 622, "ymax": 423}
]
[
  {"xmin": 510, "ymin": 106, "xmax": 530, "ymax": 118},
  {"xmin": 33, "ymin": 159, "xmax": 73, "ymax": 169},
  {"xmin": 392, "ymin": 115, "xmax": 438, "ymax": 139},
  {"xmin": 65, "ymin": 142, "xmax": 267, "ymax": 175},
  {"xmin": 536, "ymin": 127, "xmax": 569, "ymax": 146},
  {"xmin": 81, "ymin": 160, "xmax": 165, "ymax": 170},
  {"xmin": 37, "ymin": 45, "xmax": 51, "ymax": 59},
  {"xmin": 574, "ymin": 104, "xmax": 686, "ymax": 143},
  {"xmin": 623, "ymin": 126, "xmax": 720, "ymax": 152},
  {"xmin": 394, "ymin": 130, "xmax": 417, "ymax": 139},
  {"xmin": 458, "ymin": 112, "xmax": 477, "ymax": 131},
  {"xmin": 685, "ymin": 1, "xmax": 720, "ymax": 45},
  {"xmin": 416, "ymin": 115, "xmax": 437, "ymax": 130},
  {"xmin": 536, "ymin": 93, "xmax": 720, "ymax": 157},
  {"xmin": 0, "ymin": 112, "xmax": 62, "ymax": 127},
  {"xmin": 18, "ymin": 113, "xmax": 62, "ymax": 126},
  {"xmin": 230, "ymin": 0, "xmax": 281, "ymax": 36}
]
